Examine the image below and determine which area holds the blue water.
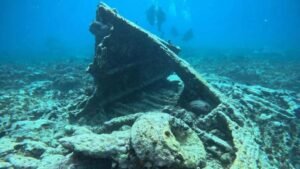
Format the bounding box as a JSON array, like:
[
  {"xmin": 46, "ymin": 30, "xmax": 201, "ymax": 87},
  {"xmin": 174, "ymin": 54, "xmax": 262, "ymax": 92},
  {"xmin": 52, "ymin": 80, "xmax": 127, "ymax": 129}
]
[{"xmin": 0, "ymin": 0, "xmax": 299, "ymax": 60}]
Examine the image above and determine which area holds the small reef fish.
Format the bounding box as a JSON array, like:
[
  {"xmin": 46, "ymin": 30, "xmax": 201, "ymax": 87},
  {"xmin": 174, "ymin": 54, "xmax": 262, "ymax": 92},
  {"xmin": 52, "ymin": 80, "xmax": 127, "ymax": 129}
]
[{"xmin": 188, "ymin": 99, "xmax": 212, "ymax": 115}]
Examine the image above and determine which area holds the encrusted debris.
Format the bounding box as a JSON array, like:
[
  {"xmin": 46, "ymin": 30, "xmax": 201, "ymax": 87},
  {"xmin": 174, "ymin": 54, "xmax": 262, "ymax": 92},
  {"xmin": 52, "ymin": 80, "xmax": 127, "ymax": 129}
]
[
  {"xmin": 76, "ymin": 2, "xmax": 220, "ymax": 119},
  {"xmin": 131, "ymin": 113, "xmax": 206, "ymax": 169}
]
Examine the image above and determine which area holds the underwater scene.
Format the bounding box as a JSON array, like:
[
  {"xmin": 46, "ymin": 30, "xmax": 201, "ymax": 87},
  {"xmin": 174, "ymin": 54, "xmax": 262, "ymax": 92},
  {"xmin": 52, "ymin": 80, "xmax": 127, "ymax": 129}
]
[{"xmin": 0, "ymin": 0, "xmax": 300, "ymax": 169}]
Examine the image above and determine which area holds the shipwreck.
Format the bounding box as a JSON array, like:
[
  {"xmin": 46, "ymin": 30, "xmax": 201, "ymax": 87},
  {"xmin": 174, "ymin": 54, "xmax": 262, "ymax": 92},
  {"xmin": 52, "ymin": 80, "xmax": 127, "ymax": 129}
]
[{"xmin": 76, "ymin": 3, "xmax": 220, "ymax": 121}]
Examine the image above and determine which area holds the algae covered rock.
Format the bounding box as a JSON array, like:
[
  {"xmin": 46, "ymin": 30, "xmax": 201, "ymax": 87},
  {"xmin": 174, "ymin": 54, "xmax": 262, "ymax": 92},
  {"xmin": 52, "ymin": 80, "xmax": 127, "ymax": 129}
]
[
  {"xmin": 131, "ymin": 112, "xmax": 206, "ymax": 168},
  {"xmin": 6, "ymin": 154, "xmax": 40, "ymax": 169},
  {"xmin": 59, "ymin": 129, "xmax": 131, "ymax": 168},
  {"xmin": 0, "ymin": 138, "xmax": 16, "ymax": 157},
  {"xmin": 0, "ymin": 161, "xmax": 12, "ymax": 169},
  {"xmin": 37, "ymin": 154, "xmax": 66, "ymax": 169},
  {"xmin": 15, "ymin": 139, "xmax": 48, "ymax": 158}
]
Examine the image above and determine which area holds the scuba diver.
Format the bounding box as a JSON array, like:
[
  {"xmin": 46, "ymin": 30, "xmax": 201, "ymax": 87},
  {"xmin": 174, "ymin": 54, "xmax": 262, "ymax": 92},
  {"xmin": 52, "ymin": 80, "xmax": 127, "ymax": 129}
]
[{"xmin": 146, "ymin": 4, "xmax": 166, "ymax": 33}]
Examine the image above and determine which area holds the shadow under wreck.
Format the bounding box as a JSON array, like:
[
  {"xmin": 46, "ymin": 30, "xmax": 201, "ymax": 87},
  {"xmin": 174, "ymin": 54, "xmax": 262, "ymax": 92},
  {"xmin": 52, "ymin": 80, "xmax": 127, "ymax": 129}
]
[{"xmin": 62, "ymin": 3, "xmax": 299, "ymax": 169}]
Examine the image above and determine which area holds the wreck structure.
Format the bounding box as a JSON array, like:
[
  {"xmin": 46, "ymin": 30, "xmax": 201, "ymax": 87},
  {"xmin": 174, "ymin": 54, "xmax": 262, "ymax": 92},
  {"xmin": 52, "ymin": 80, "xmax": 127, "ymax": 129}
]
[
  {"xmin": 64, "ymin": 3, "xmax": 299, "ymax": 169},
  {"xmin": 77, "ymin": 4, "xmax": 220, "ymax": 118}
]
